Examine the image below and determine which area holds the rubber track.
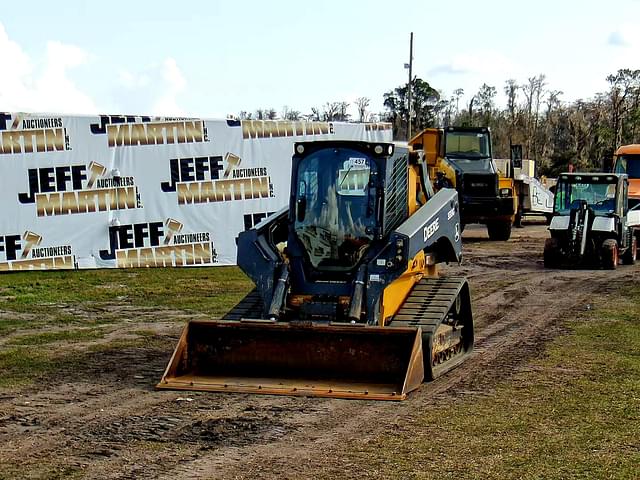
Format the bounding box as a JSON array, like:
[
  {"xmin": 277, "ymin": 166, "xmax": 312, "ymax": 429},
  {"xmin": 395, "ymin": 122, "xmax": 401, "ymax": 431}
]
[
  {"xmin": 390, "ymin": 276, "xmax": 470, "ymax": 379},
  {"xmin": 221, "ymin": 289, "xmax": 264, "ymax": 320},
  {"xmin": 390, "ymin": 276, "xmax": 467, "ymax": 332}
]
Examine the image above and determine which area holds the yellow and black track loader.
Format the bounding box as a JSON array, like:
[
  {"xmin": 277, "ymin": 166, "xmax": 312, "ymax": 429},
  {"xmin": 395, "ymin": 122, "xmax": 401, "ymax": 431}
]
[{"xmin": 158, "ymin": 141, "xmax": 474, "ymax": 401}]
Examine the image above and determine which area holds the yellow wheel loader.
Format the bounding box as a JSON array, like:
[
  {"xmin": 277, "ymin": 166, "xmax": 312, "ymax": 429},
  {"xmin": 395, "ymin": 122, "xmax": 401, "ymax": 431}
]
[
  {"xmin": 409, "ymin": 127, "xmax": 517, "ymax": 240},
  {"xmin": 158, "ymin": 141, "xmax": 474, "ymax": 401}
]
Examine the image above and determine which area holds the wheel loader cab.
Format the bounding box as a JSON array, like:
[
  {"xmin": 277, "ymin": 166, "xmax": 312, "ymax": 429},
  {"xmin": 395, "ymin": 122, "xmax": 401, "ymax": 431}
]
[
  {"xmin": 613, "ymin": 148, "xmax": 640, "ymax": 209},
  {"xmin": 443, "ymin": 128, "xmax": 494, "ymax": 175}
]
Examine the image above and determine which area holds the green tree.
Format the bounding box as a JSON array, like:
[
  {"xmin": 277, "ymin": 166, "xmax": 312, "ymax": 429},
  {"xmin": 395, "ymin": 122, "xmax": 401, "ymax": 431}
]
[{"xmin": 383, "ymin": 77, "xmax": 440, "ymax": 140}]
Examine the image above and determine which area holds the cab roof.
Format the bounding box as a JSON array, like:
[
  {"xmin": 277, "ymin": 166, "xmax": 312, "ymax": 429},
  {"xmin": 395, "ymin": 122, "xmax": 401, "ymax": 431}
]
[
  {"xmin": 558, "ymin": 172, "xmax": 626, "ymax": 183},
  {"xmin": 615, "ymin": 144, "xmax": 640, "ymax": 155}
]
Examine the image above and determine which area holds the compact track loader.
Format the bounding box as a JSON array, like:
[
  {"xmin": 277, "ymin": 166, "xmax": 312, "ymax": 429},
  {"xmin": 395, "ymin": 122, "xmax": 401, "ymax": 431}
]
[
  {"xmin": 158, "ymin": 141, "xmax": 474, "ymax": 401},
  {"xmin": 545, "ymin": 173, "xmax": 640, "ymax": 268}
]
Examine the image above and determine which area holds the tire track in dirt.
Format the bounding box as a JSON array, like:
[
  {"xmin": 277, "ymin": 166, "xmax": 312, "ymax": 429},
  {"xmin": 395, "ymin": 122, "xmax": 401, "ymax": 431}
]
[
  {"xmin": 167, "ymin": 227, "xmax": 639, "ymax": 480},
  {"xmin": 2, "ymin": 226, "xmax": 638, "ymax": 479}
]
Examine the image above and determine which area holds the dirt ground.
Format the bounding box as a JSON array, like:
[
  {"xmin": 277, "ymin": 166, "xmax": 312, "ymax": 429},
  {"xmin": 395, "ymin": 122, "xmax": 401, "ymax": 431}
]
[{"xmin": 1, "ymin": 222, "xmax": 638, "ymax": 479}]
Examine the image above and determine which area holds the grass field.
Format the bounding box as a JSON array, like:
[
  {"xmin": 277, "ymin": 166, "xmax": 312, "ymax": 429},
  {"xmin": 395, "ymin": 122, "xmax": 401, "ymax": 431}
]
[
  {"xmin": 0, "ymin": 267, "xmax": 252, "ymax": 388},
  {"xmin": 0, "ymin": 266, "xmax": 638, "ymax": 479},
  {"xmin": 332, "ymin": 285, "xmax": 640, "ymax": 479},
  {"xmin": 0, "ymin": 266, "xmax": 252, "ymax": 318}
]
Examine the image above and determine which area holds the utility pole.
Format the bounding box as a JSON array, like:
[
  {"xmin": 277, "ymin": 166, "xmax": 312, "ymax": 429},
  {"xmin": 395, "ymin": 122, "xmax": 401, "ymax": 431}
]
[{"xmin": 407, "ymin": 32, "xmax": 414, "ymax": 140}]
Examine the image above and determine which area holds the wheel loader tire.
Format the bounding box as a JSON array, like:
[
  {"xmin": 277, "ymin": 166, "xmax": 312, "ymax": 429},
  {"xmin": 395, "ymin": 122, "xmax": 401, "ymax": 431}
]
[
  {"xmin": 602, "ymin": 239, "xmax": 619, "ymax": 270},
  {"xmin": 487, "ymin": 221, "xmax": 512, "ymax": 241},
  {"xmin": 544, "ymin": 237, "xmax": 561, "ymax": 268},
  {"xmin": 622, "ymin": 235, "xmax": 637, "ymax": 265}
]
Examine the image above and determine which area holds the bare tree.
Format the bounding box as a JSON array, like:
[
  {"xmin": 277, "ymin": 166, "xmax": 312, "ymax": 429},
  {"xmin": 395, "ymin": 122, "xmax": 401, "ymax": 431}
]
[
  {"xmin": 319, "ymin": 101, "xmax": 350, "ymax": 122},
  {"xmin": 467, "ymin": 96, "xmax": 476, "ymax": 126},
  {"xmin": 304, "ymin": 107, "xmax": 321, "ymax": 121},
  {"xmin": 355, "ymin": 97, "xmax": 370, "ymax": 123},
  {"xmin": 322, "ymin": 102, "xmax": 339, "ymax": 121},
  {"xmin": 476, "ymin": 83, "xmax": 497, "ymax": 126},
  {"xmin": 337, "ymin": 101, "xmax": 350, "ymax": 122},
  {"xmin": 281, "ymin": 105, "xmax": 301, "ymax": 121},
  {"xmin": 504, "ymin": 79, "xmax": 519, "ymax": 146},
  {"xmin": 521, "ymin": 74, "xmax": 546, "ymax": 159},
  {"xmin": 453, "ymin": 88, "xmax": 464, "ymax": 118}
]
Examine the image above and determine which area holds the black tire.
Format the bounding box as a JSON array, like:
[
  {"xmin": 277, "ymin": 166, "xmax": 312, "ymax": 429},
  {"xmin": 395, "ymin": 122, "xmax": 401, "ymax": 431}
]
[
  {"xmin": 602, "ymin": 239, "xmax": 619, "ymax": 270},
  {"xmin": 545, "ymin": 213, "xmax": 553, "ymax": 226},
  {"xmin": 544, "ymin": 237, "xmax": 561, "ymax": 268},
  {"xmin": 487, "ymin": 221, "xmax": 512, "ymax": 241},
  {"xmin": 622, "ymin": 235, "xmax": 637, "ymax": 265},
  {"xmin": 514, "ymin": 207, "xmax": 523, "ymax": 228}
]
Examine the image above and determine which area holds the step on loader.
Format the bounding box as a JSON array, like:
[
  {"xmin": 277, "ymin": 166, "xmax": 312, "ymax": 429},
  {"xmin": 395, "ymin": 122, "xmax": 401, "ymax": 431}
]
[{"xmin": 158, "ymin": 141, "xmax": 474, "ymax": 401}]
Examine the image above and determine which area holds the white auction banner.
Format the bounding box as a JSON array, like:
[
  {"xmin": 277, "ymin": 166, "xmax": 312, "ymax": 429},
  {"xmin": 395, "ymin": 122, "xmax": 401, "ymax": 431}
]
[{"xmin": 0, "ymin": 113, "xmax": 392, "ymax": 271}]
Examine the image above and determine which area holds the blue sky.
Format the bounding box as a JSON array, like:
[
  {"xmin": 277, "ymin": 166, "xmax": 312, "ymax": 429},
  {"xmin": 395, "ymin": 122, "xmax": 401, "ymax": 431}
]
[{"xmin": 1, "ymin": 0, "xmax": 639, "ymax": 119}]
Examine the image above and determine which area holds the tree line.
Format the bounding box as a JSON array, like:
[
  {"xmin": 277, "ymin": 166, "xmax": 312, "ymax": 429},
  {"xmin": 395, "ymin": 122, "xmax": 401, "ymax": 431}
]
[
  {"xmin": 236, "ymin": 97, "xmax": 372, "ymax": 124},
  {"xmin": 235, "ymin": 68, "xmax": 640, "ymax": 176}
]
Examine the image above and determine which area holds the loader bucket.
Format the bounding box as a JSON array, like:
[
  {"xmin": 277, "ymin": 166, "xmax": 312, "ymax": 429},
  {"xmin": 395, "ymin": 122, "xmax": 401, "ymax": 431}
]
[{"xmin": 157, "ymin": 320, "xmax": 424, "ymax": 401}]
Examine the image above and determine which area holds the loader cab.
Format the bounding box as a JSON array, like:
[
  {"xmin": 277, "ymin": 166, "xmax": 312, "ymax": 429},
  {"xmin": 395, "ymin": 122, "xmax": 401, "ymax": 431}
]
[
  {"xmin": 290, "ymin": 141, "xmax": 407, "ymax": 276},
  {"xmin": 442, "ymin": 127, "xmax": 499, "ymax": 201},
  {"xmin": 443, "ymin": 126, "xmax": 495, "ymax": 175},
  {"xmin": 614, "ymin": 153, "xmax": 640, "ymax": 177},
  {"xmin": 292, "ymin": 144, "xmax": 378, "ymax": 272},
  {"xmin": 613, "ymin": 146, "xmax": 640, "ymax": 209}
]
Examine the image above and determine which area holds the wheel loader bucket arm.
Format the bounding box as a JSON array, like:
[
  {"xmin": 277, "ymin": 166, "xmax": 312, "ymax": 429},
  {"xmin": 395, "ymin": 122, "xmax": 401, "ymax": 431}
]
[{"xmin": 393, "ymin": 188, "xmax": 462, "ymax": 264}]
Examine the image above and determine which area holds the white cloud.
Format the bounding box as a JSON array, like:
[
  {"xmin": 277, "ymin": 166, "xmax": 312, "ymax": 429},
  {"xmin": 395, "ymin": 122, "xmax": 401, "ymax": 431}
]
[
  {"xmin": 608, "ymin": 30, "xmax": 628, "ymax": 47},
  {"xmin": 429, "ymin": 50, "xmax": 521, "ymax": 79},
  {"xmin": 162, "ymin": 58, "xmax": 186, "ymax": 91},
  {"xmin": 607, "ymin": 25, "xmax": 640, "ymax": 48},
  {"xmin": 0, "ymin": 23, "xmax": 34, "ymax": 108},
  {"xmin": 118, "ymin": 70, "xmax": 150, "ymax": 89},
  {"xmin": 0, "ymin": 23, "xmax": 98, "ymax": 114},
  {"xmin": 0, "ymin": 22, "xmax": 188, "ymax": 117},
  {"xmin": 427, "ymin": 50, "xmax": 526, "ymax": 108},
  {"xmin": 115, "ymin": 57, "xmax": 188, "ymax": 116},
  {"xmin": 151, "ymin": 58, "xmax": 187, "ymax": 116},
  {"xmin": 602, "ymin": 24, "xmax": 640, "ymax": 87}
]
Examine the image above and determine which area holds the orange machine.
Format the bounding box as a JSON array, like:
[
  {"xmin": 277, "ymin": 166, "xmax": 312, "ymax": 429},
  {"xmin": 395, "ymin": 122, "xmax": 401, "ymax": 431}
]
[{"xmin": 613, "ymin": 144, "xmax": 640, "ymax": 206}]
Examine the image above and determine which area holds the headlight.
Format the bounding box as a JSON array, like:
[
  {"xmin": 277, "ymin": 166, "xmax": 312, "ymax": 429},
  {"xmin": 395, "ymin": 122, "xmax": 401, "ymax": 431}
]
[{"xmin": 500, "ymin": 188, "xmax": 512, "ymax": 197}]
